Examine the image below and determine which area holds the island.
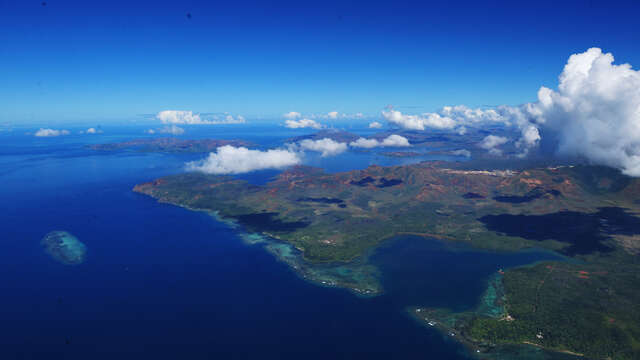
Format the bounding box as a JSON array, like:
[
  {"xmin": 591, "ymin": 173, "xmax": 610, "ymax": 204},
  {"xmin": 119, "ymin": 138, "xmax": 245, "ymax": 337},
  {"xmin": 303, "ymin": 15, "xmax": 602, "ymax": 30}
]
[
  {"xmin": 89, "ymin": 137, "xmax": 252, "ymax": 153},
  {"xmin": 134, "ymin": 162, "xmax": 640, "ymax": 359},
  {"xmin": 379, "ymin": 151, "xmax": 423, "ymax": 158},
  {"xmin": 285, "ymin": 129, "xmax": 360, "ymax": 144}
]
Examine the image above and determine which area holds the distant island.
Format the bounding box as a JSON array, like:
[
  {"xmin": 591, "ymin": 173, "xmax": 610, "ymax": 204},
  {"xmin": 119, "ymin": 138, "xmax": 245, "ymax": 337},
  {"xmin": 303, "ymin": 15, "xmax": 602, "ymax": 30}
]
[
  {"xmin": 379, "ymin": 151, "xmax": 423, "ymax": 158},
  {"xmin": 89, "ymin": 137, "xmax": 251, "ymax": 153},
  {"xmin": 285, "ymin": 129, "xmax": 360, "ymax": 144},
  {"xmin": 134, "ymin": 162, "xmax": 640, "ymax": 359}
]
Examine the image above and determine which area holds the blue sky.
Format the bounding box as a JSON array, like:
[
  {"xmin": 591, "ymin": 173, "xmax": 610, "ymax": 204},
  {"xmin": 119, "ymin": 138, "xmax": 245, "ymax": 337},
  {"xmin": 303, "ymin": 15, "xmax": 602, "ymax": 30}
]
[{"xmin": 2, "ymin": 0, "xmax": 640, "ymax": 124}]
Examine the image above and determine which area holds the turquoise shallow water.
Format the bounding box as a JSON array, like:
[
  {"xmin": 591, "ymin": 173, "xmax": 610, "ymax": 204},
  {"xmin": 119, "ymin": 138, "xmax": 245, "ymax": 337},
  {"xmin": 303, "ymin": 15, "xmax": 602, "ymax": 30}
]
[
  {"xmin": 0, "ymin": 126, "xmax": 563, "ymax": 359},
  {"xmin": 41, "ymin": 231, "xmax": 88, "ymax": 265}
]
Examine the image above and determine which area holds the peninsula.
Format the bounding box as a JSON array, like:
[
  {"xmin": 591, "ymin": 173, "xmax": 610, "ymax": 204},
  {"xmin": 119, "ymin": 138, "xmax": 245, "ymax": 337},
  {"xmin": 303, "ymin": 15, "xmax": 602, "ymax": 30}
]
[{"xmin": 134, "ymin": 162, "xmax": 640, "ymax": 359}]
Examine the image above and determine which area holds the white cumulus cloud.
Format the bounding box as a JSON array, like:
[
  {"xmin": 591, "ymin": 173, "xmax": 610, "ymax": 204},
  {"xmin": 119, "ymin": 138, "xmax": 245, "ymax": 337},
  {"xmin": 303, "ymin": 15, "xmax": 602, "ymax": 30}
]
[
  {"xmin": 451, "ymin": 149, "xmax": 471, "ymax": 157},
  {"xmin": 283, "ymin": 111, "xmax": 302, "ymax": 120},
  {"xmin": 382, "ymin": 109, "xmax": 458, "ymax": 130},
  {"xmin": 224, "ymin": 115, "xmax": 247, "ymax": 124},
  {"xmin": 156, "ymin": 110, "xmax": 246, "ymax": 125},
  {"xmin": 285, "ymin": 118, "xmax": 324, "ymax": 129},
  {"xmin": 296, "ymin": 138, "xmax": 348, "ymax": 157},
  {"xmin": 187, "ymin": 146, "xmax": 301, "ymax": 174},
  {"xmin": 158, "ymin": 125, "xmax": 185, "ymax": 135},
  {"xmin": 349, "ymin": 138, "xmax": 378, "ymax": 148},
  {"xmin": 525, "ymin": 48, "xmax": 640, "ymax": 175},
  {"xmin": 34, "ymin": 128, "xmax": 70, "ymax": 137},
  {"xmin": 350, "ymin": 135, "xmax": 411, "ymax": 149},
  {"xmin": 382, "ymin": 106, "xmax": 507, "ymax": 133},
  {"xmin": 381, "ymin": 134, "xmax": 411, "ymax": 147},
  {"xmin": 369, "ymin": 121, "xmax": 383, "ymax": 129},
  {"xmin": 157, "ymin": 110, "xmax": 202, "ymax": 124},
  {"xmin": 378, "ymin": 48, "xmax": 640, "ymax": 173},
  {"xmin": 479, "ymin": 135, "xmax": 508, "ymax": 155},
  {"xmin": 83, "ymin": 127, "xmax": 103, "ymax": 134}
]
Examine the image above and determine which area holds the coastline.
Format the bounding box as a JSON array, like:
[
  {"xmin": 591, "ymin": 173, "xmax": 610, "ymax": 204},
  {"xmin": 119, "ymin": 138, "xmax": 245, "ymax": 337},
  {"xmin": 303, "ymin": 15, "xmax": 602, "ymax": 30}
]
[
  {"xmin": 407, "ymin": 272, "xmax": 584, "ymax": 360},
  {"xmin": 134, "ymin": 190, "xmax": 384, "ymax": 296}
]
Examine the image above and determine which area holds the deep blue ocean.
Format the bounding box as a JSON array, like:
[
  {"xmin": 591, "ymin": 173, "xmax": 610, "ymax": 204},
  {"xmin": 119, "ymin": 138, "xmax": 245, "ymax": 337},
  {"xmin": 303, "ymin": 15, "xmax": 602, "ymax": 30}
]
[{"xmin": 0, "ymin": 125, "xmax": 560, "ymax": 359}]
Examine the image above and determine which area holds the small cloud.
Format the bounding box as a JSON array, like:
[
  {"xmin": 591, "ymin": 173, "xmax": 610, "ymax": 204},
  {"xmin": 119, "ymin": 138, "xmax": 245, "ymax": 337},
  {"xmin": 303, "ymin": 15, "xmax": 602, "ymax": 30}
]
[
  {"xmin": 145, "ymin": 129, "xmax": 156, "ymax": 134},
  {"xmin": 187, "ymin": 146, "xmax": 301, "ymax": 174},
  {"xmin": 296, "ymin": 138, "xmax": 348, "ymax": 157},
  {"xmin": 223, "ymin": 114, "xmax": 246, "ymax": 124},
  {"xmin": 158, "ymin": 125, "xmax": 185, "ymax": 135},
  {"xmin": 34, "ymin": 128, "xmax": 70, "ymax": 137},
  {"xmin": 451, "ymin": 149, "xmax": 471, "ymax": 157},
  {"xmin": 349, "ymin": 138, "xmax": 379, "ymax": 149},
  {"xmin": 368, "ymin": 121, "xmax": 383, "ymax": 129},
  {"xmin": 382, "ymin": 109, "xmax": 457, "ymax": 130},
  {"xmin": 156, "ymin": 110, "xmax": 246, "ymax": 125},
  {"xmin": 285, "ymin": 118, "xmax": 324, "ymax": 129},
  {"xmin": 283, "ymin": 111, "xmax": 302, "ymax": 120},
  {"xmin": 157, "ymin": 110, "xmax": 202, "ymax": 124},
  {"xmin": 85, "ymin": 127, "xmax": 102, "ymax": 134},
  {"xmin": 479, "ymin": 135, "xmax": 508, "ymax": 155},
  {"xmin": 349, "ymin": 134, "xmax": 411, "ymax": 149},
  {"xmin": 327, "ymin": 111, "xmax": 339, "ymax": 119},
  {"xmin": 381, "ymin": 135, "xmax": 411, "ymax": 147}
]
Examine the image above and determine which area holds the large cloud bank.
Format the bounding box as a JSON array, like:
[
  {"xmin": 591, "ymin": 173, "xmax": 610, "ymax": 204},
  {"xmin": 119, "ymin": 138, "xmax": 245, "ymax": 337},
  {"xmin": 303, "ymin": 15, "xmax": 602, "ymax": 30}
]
[
  {"xmin": 529, "ymin": 48, "xmax": 640, "ymax": 175},
  {"xmin": 156, "ymin": 110, "xmax": 245, "ymax": 125},
  {"xmin": 382, "ymin": 48, "xmax": 640, "ymax": 175},
  {"xmin": 187, "ymin": 146, "xmax": 301, "ymax": 174},
  {"xmin": 285, "ymin": 118, "xmax": 324, "ymax": 129},
  {"xmin": 35, "ymin": 128, "xmax": 70, "ymax": 137},
  {"xmin": 350, "ymin": 135, "xmax": 410, "ymax": 148}
]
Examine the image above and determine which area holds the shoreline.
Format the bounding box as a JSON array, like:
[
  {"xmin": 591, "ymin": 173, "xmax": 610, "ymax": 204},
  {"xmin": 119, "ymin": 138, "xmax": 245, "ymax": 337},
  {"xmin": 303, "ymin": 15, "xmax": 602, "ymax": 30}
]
[
  {"xmin": 407, "ymin": 272, "xmax": 584, "ymax": 359},
  {"xmin": 133, "ymin": 187, "xmax": 567, "ymax": 301},
  {"xmin": 133, "ymin": 190, "xmax": 384, "ymax": 297}
]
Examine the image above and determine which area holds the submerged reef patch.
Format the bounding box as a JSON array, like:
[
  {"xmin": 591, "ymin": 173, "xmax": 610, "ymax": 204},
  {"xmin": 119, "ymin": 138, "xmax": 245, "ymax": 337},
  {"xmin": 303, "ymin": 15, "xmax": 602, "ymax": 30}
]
[
  {"xmin": 238, "ymin": 232, "xmax": 381, "ymax": 296},
  {"xmin": 41, "ymin": 231, "xmax": 87, "ymax": 265}
]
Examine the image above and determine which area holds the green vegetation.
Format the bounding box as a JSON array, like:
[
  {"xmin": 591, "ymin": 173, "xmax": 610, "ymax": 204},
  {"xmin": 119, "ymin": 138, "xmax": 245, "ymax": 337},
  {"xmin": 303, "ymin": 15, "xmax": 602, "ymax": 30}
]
[{"xmin": 467, "ymin": 256, "xmax": 640, "ymax": 359}]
